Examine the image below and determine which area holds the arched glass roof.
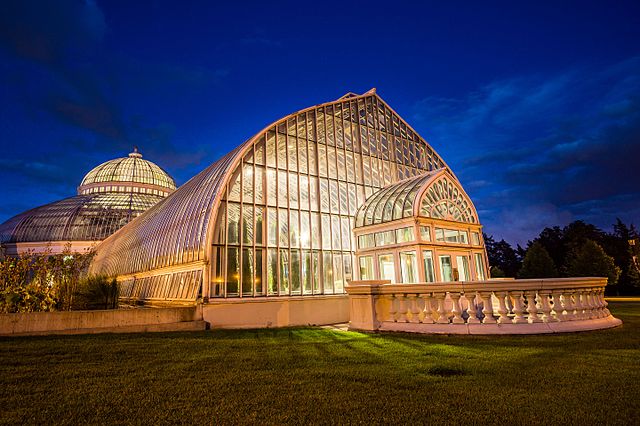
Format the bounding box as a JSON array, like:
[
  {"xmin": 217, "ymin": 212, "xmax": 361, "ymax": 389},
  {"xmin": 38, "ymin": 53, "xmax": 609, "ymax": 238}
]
[
  {"xmin": 354, "ymin": 169, "xmax": 478, "ymax": 228},
  {"xmin": 78, "ymin": 148, "xmax": 176, "ymax": 195},
  {"xmin": 0, "ymin": 193, "xmax": 165, "ymax": 243}
]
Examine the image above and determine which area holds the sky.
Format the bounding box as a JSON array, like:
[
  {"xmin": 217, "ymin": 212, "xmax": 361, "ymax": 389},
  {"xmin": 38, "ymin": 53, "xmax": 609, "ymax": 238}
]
[{"xmin": 1, "ymin": 0, "xmax": 639, "ymax": 246}]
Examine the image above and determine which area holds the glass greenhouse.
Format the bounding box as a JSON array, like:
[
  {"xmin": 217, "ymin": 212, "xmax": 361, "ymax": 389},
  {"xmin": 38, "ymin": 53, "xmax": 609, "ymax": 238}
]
[
  {"xmin": 0, "ymin": 149, "xmax": 176, "ymax": 256},
  {"xmin": 88, "ymin": 89, "xmax": 489, "ymax": 307}
]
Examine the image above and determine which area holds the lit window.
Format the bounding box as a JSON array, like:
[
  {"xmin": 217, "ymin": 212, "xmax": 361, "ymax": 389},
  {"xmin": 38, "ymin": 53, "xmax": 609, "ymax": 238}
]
[
  {"xmin": 471, "ymin": 232, "xmax": 480, "ymax": 245},
  {"xmin": 375, "ymin": 230, "xmax": 395, "ymax": 246},
  {"xmin": 400, "ymin": 251, "xmax": 418, "ymax": 283},
  {"xmin": 419, "ymin": 226, "xmax": 431, "ymax": 241},
  {"xmin": 378, "ymin": 254, "xmax": 395, "ymax": 282},
  {"xmin": 395, "ymin": 226, "xmax": 414, "ymax": 243},
  {"xmin": 359, "ymin": 256, "xmax": 374, "ymax": 280},
  {"xmin": 423, "ymin": 251, "xmax": 435, "ymax": 282},
  {"xmin": 475, "ymin": 253, "xmax": 486, "ymax": 280}
]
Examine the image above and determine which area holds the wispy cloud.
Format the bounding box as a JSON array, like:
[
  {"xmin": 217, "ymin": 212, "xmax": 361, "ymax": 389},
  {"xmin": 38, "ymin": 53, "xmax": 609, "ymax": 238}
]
[{"xmin": 412, "ymin": 57, "xmax": 640, "ymax": 244}]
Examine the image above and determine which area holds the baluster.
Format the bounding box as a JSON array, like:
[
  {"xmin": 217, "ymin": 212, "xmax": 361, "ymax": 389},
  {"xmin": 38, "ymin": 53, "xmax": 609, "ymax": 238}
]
[
  {"xmin": 562, "ymin": 291, "xmax": 576, "ymax": 320},
  {"xmin": 600, "ymin": 288, "xmax": 611, "ymax": 316},
  {"xmin": 551, "ymin": 290, "xmax": 564, "ymax": 321},
  {"xmin": 583, "ymin": 289, "xmax": 596, "ymax": 319},
  {"xmin": 538, "ymin": 291, "xmax": 552, "ymax": 322},
  {"xmin": 434, "ymin": 292, "xmax": 449, "ymax": 324},
  {"xmin": 496, "ymin": 291, "xmax": 510, "ymax": 324},
  {"xmin": 573, "ymin": 289, "xmax": 585, "ymax": 320},
  {"xmin": 450, "ymin": 292, "xmax": 465, "ymax": 324},
  {"xmin": 595, "ymin": 289, "xmax": 605, "ymax": 318},
  {"xmin": 420, "ymin": 293, "xmax": 434, "ymax": 324},
  {"xmin": 525, "ymin": 290, "xmax": 542, "ymax": 323},
  {"xmin": 409, "ymin": 294, "xmax": 420, "ymax": 323},
  {"xmin": 510, "ymin": 291, "xmax": 526, "ymax": 324},
  {"xmin": 480, "ymin": 291, "xmax": 496, "ymax": 324},
  {"xmin": 396, "ymin": 294, "xmax": 408, "ymax": 322},
  {"xmin": 387, "ymin": 294, "xmax": 397, "ymax": 322},
  {"xmin": 466, "ymin": 291, "xmax": 481, "ymax": 324}
]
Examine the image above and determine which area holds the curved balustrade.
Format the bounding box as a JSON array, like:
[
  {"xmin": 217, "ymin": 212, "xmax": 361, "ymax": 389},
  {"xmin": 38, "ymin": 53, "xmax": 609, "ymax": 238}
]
[{"xmin": 346, "ymin": 278, "xmax": 622, "ymax": 334}]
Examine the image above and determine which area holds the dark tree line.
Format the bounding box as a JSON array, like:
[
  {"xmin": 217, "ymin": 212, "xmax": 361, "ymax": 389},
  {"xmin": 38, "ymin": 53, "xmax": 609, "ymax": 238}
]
[{"xmin": 484, "ymin": 219, "xmax": 640, "ymax": 295}]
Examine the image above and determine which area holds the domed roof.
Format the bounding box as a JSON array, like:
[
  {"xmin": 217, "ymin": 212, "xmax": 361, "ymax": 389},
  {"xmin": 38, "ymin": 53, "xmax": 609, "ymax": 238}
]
[
  {"xmin": 78, "ymin": 148, "xmax": 176, "ymax": 196},
  {"xmin": 0, "ymin": 193, "xmax": 166, "ymax": 243}
]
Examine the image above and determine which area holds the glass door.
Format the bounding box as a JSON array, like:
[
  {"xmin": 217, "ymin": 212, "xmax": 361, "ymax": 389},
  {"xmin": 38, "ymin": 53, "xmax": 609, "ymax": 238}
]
[
  {"xmin": 378, "ymin": 254, "xmax": 396, "ymax": 283},
  {"xmin": 439, "ymin": 255, "xmax": 453, "ymax": 282},
  {"xmin": 456, "ymin": 255, "xmax": 471, "ymax": 281}
]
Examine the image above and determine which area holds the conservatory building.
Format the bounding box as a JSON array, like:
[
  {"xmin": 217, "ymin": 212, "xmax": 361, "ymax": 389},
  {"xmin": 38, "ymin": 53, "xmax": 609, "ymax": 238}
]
[
  {"xmin": 0, "ymin": 149, "xmax": 176, "ymax": 256},
  {"xmin": 89, "ymin": 89, "xmax": 489, "ymax": 327}
]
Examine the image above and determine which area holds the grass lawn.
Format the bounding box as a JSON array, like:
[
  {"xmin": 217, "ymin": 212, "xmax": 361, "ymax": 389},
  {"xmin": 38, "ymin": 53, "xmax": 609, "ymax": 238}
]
[{"xmin": 1, "ymin": 302, "xmax": 639, "ymax": 425}]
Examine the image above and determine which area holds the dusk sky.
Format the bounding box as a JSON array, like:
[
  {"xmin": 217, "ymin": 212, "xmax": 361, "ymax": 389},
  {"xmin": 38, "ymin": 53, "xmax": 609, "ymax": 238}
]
[{"xmin": 1, "ymin": 0, "xmax": 639, "ymax": 245}]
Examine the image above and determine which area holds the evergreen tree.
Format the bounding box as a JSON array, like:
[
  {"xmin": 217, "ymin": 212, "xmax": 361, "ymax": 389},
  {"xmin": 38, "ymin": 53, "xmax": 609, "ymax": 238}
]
[
  {"xmin": 518, "ymin": 242, "xmax": 558, "ymax": 278},
  {"xmin": 566, "ymin": 240, "xmax": 621, "ymax": 285},
  {"xmin": 483, "ymin": 233, "xmax": 521, "ymax": 277}
]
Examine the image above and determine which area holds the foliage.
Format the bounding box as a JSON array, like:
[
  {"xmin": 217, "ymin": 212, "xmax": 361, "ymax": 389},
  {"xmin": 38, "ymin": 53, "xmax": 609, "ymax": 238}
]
[
  {"xmin": 0, "ymin": 246, "xmax": 99, "ymax": 312},
  {"xmin": 74, "ymin": 275, "xmax": 119, "ymax": 310},
  {"xmin": 483, "ymin": 234, "xmax": 521, "ymax": 277},
  {"xmin": 518, "ymin": 242, "xmax": 558, "ymax": 278},
  {"xmin": 566, "ymin": 240, "xmax": 621, "ymax": 285},
  {"xmin": 486, "ymin": 219, "xmax": 639, "ymax": 294}
]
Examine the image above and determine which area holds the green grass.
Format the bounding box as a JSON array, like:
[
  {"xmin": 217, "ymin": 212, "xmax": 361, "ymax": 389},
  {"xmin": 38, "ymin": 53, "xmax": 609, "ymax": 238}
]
[{"xmin": 1, "ymin": 303, "xmax": 639, "ymax": 425}]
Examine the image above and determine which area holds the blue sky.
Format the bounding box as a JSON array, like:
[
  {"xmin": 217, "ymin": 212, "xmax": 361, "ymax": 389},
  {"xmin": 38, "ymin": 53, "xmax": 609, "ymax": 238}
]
[{"xmin": 1, "ymin": 0, "xmax": 639, "ymax": 245}]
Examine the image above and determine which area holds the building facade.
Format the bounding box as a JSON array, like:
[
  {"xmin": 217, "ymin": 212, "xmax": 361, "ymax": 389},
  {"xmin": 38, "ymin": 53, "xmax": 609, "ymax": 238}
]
[{"xmin": 89, "ymin": 90, "xmax": 488, "ymax": 327}]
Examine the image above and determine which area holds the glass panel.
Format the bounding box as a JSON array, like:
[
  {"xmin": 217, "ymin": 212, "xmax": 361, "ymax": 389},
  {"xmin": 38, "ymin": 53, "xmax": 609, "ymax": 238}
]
[
  {"xmin": 472, "ymin": 232, "xmax": 480, "ymax": 246},
  {"xmin": 267, "ymin": 208, "xmax": 277, "ymax": 246},
  {"xmin": 444, "ymin": 229, "xmax": 458, "ymax": 243},
  {"xmin": 267, "ymin": 248, "xmax": 278, "ymax": 294},
  {"xmin": 331, "ymin": 215, "xmax": 341, "ymax": 250},
  {"xmin": 255, "ymin": 166, "xmax": 264, "ymax": 205},
  {"xmin": 400, "ymin": 251, "xmax": 418, "ymax": 283},
  {"xmin": 227, "ymin": 203, "xmax": 240, "ymax": 244},
  {"xmin": 323, "ymin": 251, "xmax": 334, "ymax": 293},
  {"xmin": 288, "ymin": 174, "xmax": 299, "ymax": 209},
  {"xmin": 358, "ymin": 233, "xmax": 375, "ymax": 249},
  {"xmin": 321, "ymin": 214, "xmax": 331, "ymax": 250},
  {"xmin": 333, "ymin": 253, "xmax": 344, "ymax": 293},
  {"xmin": 340, "ymin": 217, "xmax": 351, "ymax": 251},
  {"xmin": 300, "ymin": 211, "xmax": 310, "ymax": 249},
  {"xmin": 395, "ymin": 226, "xmax": 415, "ymax": 243},
  {"xmin": 423, "ymin": 251, "xmax": 435, "ymax": 282},
  {"xmin": 242, "ymin": 248, "xmax": 253, "ymax": 295},
  {"xmin": 278, "ymin": 170, "xmax": 288, "ymax": 207},
  {"xmin": 309, "ymin": 177, "xmax": 319, "ymax": 211},
  {"xmin": 255, "ymin": 249, "xmax": 263, "ymax": 295},
  {"xmin": 289, "ymin": 210, "xmax": 299, "ymax": 248},
  {"xmin": 311, "ymin": 212, "xmax": 321, "ymax": 250},
  {"xmin": 242, "ymin": 163, "xmax": 253, "ymax": 204},
  {"xmin": 378, "ymin": 254, "xmax": 395, "ymax": 283},
  {"xmin": 435, "ymin": 228, "xmax": 445, "ymax": 242},
  {"xmin": 375, "ymin": 230, "xmax": 395, "ymax": 246},
  {"xmin": 320, "ymin": 179, "xmax": 330, "ymax": 212},
  {"xmin": 459, "ymin": 231, "xmax": 469, "ymax": 245},
  {"xmin": 213, "ymin": 204, "xmax": 225, "ymax": 244},
  {"xmin": 302, "ymin": 250, "xmax": 312, "ymax": 294},
  {"xmin": 299, "ymin": 175, "xmax": 309, "ymax": 211},
  {"xmin": 456, "ymin": 255, "xmax": 470, "ymax": 281},
  {"xmin": 266, "ymin": 131, "xmax": 276, "ymax": 167},
  {"xmin": 279, "ymin": 249, "xmax": 289, "ymax": 294},
  {"xmin": 279, "ymin": 209, "xmax": 289, "ymax": 247},
  {"xmin": 439, "ymin": 255, "xmax": 453, "ymax": 282},
  {"xmin": 475, "ymin": 253, "xmax": 486, "ymax": 281},
  {"xmin": 290, "ymin": 249, "xmax": 301, "ymax": 294},
  {"xmin": 242, "ymin": 205, "xmax": 253, "ymax": 245},
  {"xmin": 267, "ymin": 168, "xmax": 277, "ymax": 206},
  {"xmin": 277, "ymin": 133, "xmax": 287, "ymax": 170},
  {"xmin": 255, "ymin": 206, "xmax": 263, "ymax": 245},
  {"xmin": 312, "ymin": 251, "xmax": 320, "ymax": 293},
  {"xmin": 419, "ymin": 226, "xmax": 431, "ymax": 242},
  {"xmin": 226, "ymin": 247, "xmax": 239, "ymax": 295},
  {"xmin": 359, "ymin": 256, "xmax": 374, "ymax": 280}
]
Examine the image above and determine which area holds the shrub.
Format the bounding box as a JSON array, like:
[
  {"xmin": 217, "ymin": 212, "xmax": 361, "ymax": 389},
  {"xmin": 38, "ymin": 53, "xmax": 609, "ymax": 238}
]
[
  {"xmin": 74, "ymin": 275, "xmax": 119, "ymax": 310},
  {"xmin": 566, "ymin": 240, "xmax": 621, "ymax": 285}
]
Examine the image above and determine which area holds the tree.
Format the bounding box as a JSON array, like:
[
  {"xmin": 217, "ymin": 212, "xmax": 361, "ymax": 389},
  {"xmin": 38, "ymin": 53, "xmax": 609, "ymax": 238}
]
[
  {"xmin": 484, "ymin": 233, "xmax": 521, "ymax": 277},
  {"xmin": 566, "ymin": 240, "xmax": 621, "ymax": 285},
  {"xmin": 518, "ymin": 242, "xmax": 558, "ymax": 278}
]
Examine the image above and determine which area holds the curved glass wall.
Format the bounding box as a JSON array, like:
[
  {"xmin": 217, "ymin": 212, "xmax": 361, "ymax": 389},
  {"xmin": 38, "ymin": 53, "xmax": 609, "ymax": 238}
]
[
  {"xmin": 0, "ymin": 193, "xmax": 165, "ymax": 243},
  {"xmin": 90, "ymin": 91, "xmax": 455, "ymax": 301}
]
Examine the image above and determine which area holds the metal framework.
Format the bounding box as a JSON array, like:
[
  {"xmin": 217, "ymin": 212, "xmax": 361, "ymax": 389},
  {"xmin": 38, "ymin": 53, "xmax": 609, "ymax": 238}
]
[{"xmin": 90, "ymin": 90, "xmax": 469, "ymax": 302}]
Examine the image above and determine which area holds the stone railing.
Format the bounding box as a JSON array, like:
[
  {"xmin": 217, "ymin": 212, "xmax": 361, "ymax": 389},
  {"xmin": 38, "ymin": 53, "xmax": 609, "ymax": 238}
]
[{"xmin": 346, "ymin": 278, "xmax": 622, "ymax": 334}]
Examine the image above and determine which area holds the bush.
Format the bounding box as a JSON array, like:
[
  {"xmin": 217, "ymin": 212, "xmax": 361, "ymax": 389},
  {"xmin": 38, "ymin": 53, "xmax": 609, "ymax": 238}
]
[{"xmin": 74, "ymin": 275, "xmax": 118, "ymax": 310}]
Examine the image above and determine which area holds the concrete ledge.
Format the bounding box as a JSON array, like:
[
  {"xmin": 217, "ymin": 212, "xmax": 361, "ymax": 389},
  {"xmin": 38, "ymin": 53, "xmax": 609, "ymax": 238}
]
[
  {"xmin": 372, "ymin": 315, "xmax": 622, "ymax": 335},
  {"xmin": 0, "ymin": 306, "xmax": 203, "ymax": 336},
  {"xmin": 204, "ymin": 295, "xmax": 349, "ymax": 328}
]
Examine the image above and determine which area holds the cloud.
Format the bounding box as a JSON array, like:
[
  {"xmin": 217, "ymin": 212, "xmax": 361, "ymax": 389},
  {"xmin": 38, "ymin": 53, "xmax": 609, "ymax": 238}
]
[{"xmin": 412, "ymin": 57, "xmax": 640, "ymax": 244}]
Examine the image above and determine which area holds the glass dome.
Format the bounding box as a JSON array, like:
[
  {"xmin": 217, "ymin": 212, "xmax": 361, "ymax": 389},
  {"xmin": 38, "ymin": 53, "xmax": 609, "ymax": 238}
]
[{"xmin": 78, "ymin": 148, "xmax": 176, "ymax": 197}]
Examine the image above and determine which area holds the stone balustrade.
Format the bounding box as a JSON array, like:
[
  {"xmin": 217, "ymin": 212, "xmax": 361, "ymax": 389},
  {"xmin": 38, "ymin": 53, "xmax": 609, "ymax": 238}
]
[{"xmin": 346, "ymin": 278, "xmax": 622, "ymax": 334}]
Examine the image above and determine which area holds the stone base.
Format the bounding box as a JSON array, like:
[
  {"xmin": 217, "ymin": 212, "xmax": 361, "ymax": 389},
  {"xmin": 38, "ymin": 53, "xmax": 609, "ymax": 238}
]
[{"xmin": 373, "ymin": 315, "xmax": 622, "ymax": 335}]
